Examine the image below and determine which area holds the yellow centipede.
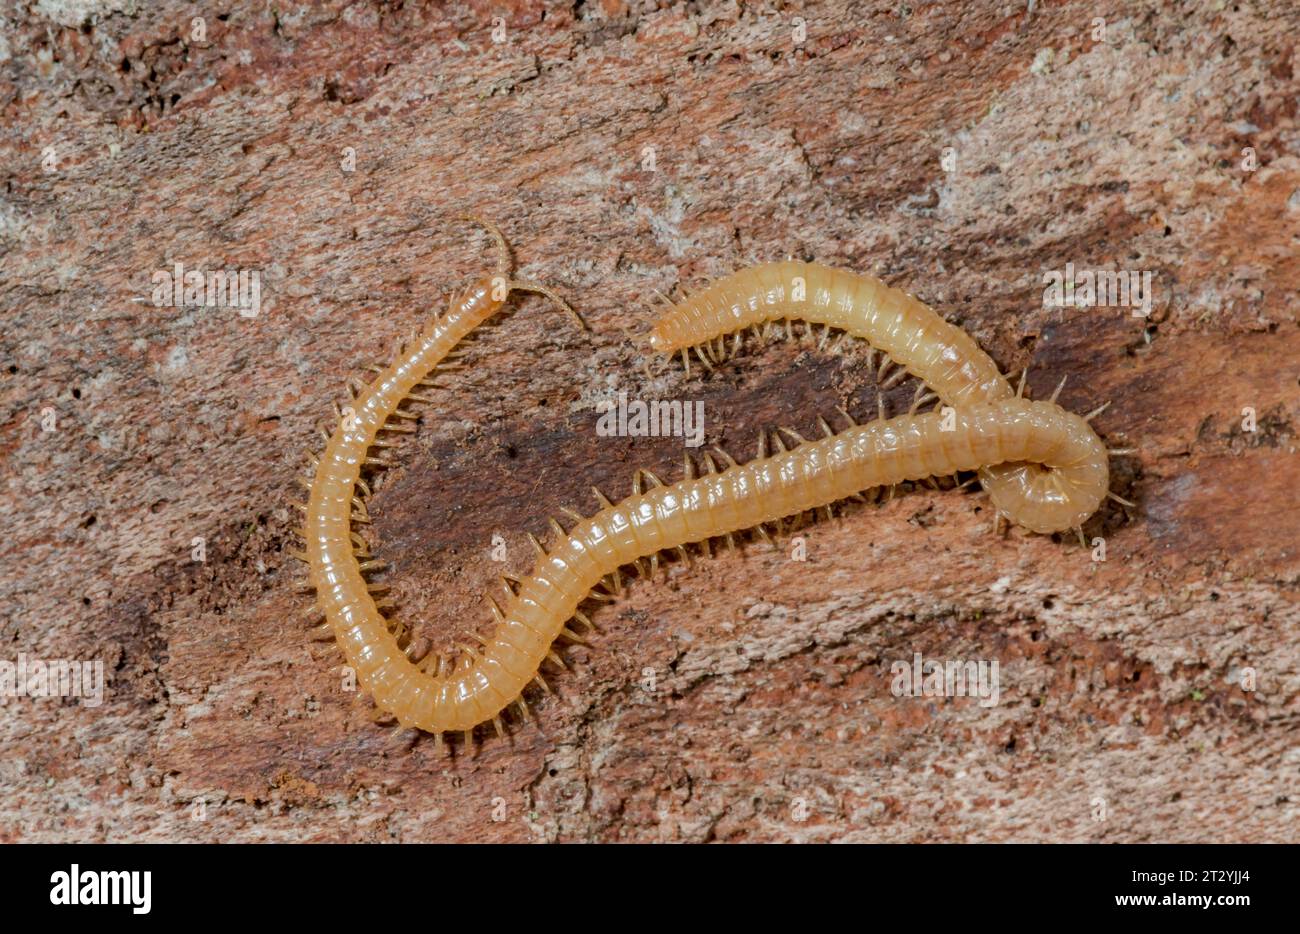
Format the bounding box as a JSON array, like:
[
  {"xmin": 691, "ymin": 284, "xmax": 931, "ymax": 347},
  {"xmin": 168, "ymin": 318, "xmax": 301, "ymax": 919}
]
[{"xmin": 296, "ymin": 237, "xmax": 1124, "ymax": 748}]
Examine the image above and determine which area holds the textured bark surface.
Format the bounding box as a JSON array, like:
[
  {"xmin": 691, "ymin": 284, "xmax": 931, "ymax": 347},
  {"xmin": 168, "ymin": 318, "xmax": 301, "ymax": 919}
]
[{"xmin": 1, "ymin": 0, "xmax": 1297, "ymax": 842}]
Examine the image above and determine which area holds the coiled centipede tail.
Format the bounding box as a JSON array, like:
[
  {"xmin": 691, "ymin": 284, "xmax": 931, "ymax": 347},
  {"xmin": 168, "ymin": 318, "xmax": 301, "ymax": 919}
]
[{"xmin": 648, "ymin": 261, "xmax": 1121, "ymax": 535}]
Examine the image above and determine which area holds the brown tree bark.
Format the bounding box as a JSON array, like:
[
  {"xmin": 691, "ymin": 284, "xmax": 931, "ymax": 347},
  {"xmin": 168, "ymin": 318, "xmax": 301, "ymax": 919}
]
[{"xmin": 0, "ymin": 0, "xmax": 1296, "ymax": 842}]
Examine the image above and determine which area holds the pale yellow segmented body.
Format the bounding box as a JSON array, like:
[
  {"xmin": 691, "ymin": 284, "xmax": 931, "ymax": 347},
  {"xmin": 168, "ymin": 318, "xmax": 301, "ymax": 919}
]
[
  {"xmin": 303, "ymin": 249, "xmax": 1112, "ymax": 741},
  {"xmin": 649, "ymin": 261, "xmax": 1110, "ymax": 533}
]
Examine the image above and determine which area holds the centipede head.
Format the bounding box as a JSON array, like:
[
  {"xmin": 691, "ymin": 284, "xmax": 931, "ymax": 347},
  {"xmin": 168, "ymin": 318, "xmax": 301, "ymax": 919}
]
[{"xmin": 647, "ymin": 311, "xmax": 690, "ymax": 354}]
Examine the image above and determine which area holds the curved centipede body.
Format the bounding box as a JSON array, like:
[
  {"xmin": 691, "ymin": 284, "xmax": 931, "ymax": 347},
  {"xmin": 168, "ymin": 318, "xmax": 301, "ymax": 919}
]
[
  {"xmin": 296, "ymin": 239, "xmax": 1122, "ymax": 747},
  {"xmin": 649, "ymin": 261, "xmax": 1124, "ymax": 535},
  {"xmin": 297, "ymin": 219, "xmax": 588, "ymax": 745}
]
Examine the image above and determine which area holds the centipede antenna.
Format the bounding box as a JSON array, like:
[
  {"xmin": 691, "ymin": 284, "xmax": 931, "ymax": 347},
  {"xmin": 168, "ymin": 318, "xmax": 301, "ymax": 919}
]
[
  {"xmin": 459, "ymin": 214, "xmax": 513, "ymax": 278},
  {"xmin": 509, "ymin": 280, "xmax": 588, "ymax": 331}
]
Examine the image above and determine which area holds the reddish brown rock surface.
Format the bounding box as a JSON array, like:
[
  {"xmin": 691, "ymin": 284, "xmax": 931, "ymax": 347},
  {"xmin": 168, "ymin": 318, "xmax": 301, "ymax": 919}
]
[{"xmin": 0, "ymin": 0, "xmax": 1296, "ymax": 842}]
